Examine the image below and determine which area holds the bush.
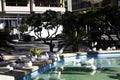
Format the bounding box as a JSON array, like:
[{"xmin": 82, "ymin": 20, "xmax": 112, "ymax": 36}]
[{"xmin": 0, "ymin": 32, "xmax": 13, "ymax": 48}]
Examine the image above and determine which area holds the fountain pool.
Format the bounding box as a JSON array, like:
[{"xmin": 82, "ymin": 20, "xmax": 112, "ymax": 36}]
[{"xmin": 20, "ymin": 52, "xmax": 120, "ymax": 80}]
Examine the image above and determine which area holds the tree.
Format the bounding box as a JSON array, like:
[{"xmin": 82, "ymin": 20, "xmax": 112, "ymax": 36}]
[
  {"xmin": 84, "ymin": 8, "xmax": 105, "ymax": 49},
  {"xmin": 83, "ymin": 6, "xmax": 120, "ymax": 49},
  {"xmin": 62, "ymin": 11, "xmax": 88, "ymax": 52},
  {"xmin": 22, "ymin": 10, "xmax": 62, "ymax": 52},
  {"xmin": 40, "ymin": 10, "xmax": 62, "ymax": 52},
  {"xmin": 19, "ymin": 18, "xmax": 29, "ymax": 33},
  {"xmin": 0, "ymin": 31, "xmax": 14, "ymax": 52},
  {"xmin": 101, "ymin": 6, "xmax": 120, "ymax": 48}
]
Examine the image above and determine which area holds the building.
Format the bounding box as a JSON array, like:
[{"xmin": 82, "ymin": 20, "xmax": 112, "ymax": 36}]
[
  {"xmin": 0, "ymin": 0, "xmax": 65, "ymax": 30},
  {"xmin": 0, "ymin": 0, "xmax": 119, "ymax": 30},
  {"xmin": 65, "ymin": 0, "xmax": 119, "ymax": 12}
]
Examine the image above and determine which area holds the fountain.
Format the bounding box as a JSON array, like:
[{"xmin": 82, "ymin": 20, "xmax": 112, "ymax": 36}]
[{"xmin": 19, "ymin": 52, "xmax": 120, "ymax": 80}]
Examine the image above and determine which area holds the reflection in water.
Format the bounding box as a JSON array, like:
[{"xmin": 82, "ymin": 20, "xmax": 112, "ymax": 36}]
[
  {"xmin": 54, "ymin": 65, "xmax": 64, "ymax": 80},
  {"xmin": 96, "ymin": 58, "xmax": 120, "ymax": 68},
  {"xmin": 90, "ymin": 69, "xmax": 96, "ymax": 75},
  {"xmin": 109, "ymin": 73, "xmax": 120, "ymax": 80},
  {"xmin": 32, "ymin": 58, "xmax": 120, "ymax": 80}
]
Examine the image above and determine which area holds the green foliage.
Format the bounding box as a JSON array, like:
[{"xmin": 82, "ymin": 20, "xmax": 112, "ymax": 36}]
[
  {"xmin": 30, "ymin": 48, "xmax": 42, "ymax": 56},
  {"xmin": 5, "ymin": 48, "xmax": 10, "ymax": 53},
  {"xmin": 24, "ymin": 12, "xmax": 42, "ymax": 27},
  {"xmin": 22, "ymin": 6, "xmax": 120, "ymax": 50},
  {"xmin": 82, "ymin": 6, "xmax": 120, "ymax": 49},
  {"xmin": 84, "ymin": 8, "xmax": 105, "ymax": 28},
  {"xmin": 42, "ymin": 10, "xmax": 62, "ymax": 32},
  {"xmin": 22, "ymin": 10, "xmax": 62, "ymax": 52},
  {"xmin": 62, "ymin": 11, "xmax": 89, "ymax": 51},
  {"xmin": 0, "ymin": 32, "xmax": 11, "ymax": 41},
  {"xmin": 19, "ymin": 24, "xmax": 28, "ymax": 33},
  {"xmin": 0, "ymin": 32, "xmax": 12, "ymax": 48},
  {"xmin": 62, "ymin": 6, "xmax": 120, "ymax": 50}
]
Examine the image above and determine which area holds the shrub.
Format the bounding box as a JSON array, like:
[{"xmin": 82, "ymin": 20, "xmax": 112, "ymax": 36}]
[{"xmin": 30, "ymin": 48, "xmax": 42, "ymax": 56}]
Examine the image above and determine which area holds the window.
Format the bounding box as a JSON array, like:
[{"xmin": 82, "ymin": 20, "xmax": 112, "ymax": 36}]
[
  {"xmin": 6, "ymin": 0, "xmax": 28, "ymax": 6},
  {"xmin": 34, "ymin": 0, "xmax": 60, "ymax": 7},
  {"xmin": 6, "ymin": 0, "xmax": 16, "ymax": 6},
  {"xmin": 34, "ymin": 0, "xmax": 45, "ymax": 6},
  {"xmin": 72, "ymin": 0, "xmax": 91, "ymax": 10}
]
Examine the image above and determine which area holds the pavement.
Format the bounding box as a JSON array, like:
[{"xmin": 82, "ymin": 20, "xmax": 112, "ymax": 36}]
[
  {"xmin": 0, "ymin": 75, "xmax": 15, "ymax": 80},
  {"xmin": 0, "ymin": 50, "xmax": 50, "ymax": 80}
]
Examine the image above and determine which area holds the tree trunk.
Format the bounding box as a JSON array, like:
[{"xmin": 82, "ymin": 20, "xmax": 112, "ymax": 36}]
[
  {"xmin": 49, "ymin": 44, "xmax": 55, "ymax": 52},
  {"xmin": 72, "ymin": 44, "xmax": 79, "ymax": 52}
]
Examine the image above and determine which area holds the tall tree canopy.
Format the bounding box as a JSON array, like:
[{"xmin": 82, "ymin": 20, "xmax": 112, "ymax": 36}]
[
  {"xmin": 62, "ymin": 11, "xmax": 88, "ymax": 52},
  {"xmin": 82, "ymin": 6, "xmax": 120, "ymax": 49},
  {"xmin": 22, "ymin": 10, "xmax": 62, "ymax": 52}
]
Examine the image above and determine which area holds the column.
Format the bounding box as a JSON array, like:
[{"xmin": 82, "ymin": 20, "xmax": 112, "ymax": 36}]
[
  {"xmin": 60, "ymin": 0, "xmax": 64, "ymax": 7},
  {"xmin": 30, "ymin": 0, "xmax": 33, "ymax": 12},
  {"xmin": 67, "ymin": 0, "xmax": 72, "ymax": 11},
  {"xmin": 1, "ymin": 0, "xmax": 4, "ymax": 12}
]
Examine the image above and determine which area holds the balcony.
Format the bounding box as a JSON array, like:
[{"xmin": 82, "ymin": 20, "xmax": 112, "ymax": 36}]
[
  {"xmin": 4, "ymin": 6, "xmax": 30, "ymax": 14},
  {"xmin": 3, "ymin": 0, "xmax": 65, "ymax": 14},
  {"xmin": 33, "ymin": 0, "xmax": 65, "ymax": 13},
  {"xmin": 33, "ymin": 6, "xmax": 65, "ymax": 13},
  {"xmin": 4, "ymin": 0, "xmax": 30, "ymax": 14}
]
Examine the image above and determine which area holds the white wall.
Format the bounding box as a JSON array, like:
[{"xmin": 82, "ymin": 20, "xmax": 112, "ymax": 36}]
[
  {"xmin": 4, "ymin": 1, "xmax": 30, "ymax": 14},
  {"xmin": 33, "ymin": 7, "xmax": 65, "ymax": 13},
  {"xmin": 0, "ymin": 0, "xmax": 2, "ymax": 11},
  {"xmin": 3, "ymin": 0, "xmax": 65, "ymax": 14}
]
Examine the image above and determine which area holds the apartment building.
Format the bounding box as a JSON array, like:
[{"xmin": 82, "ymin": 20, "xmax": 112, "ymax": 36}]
[
  {"xmin": 0, "ymin": 0, "xmax": 65, "ymax": 30},
  {"xmin": 65, "ymin": 0, "xmax": 119, "ymax": 11},
  {"xmin": 0, "ymin": 0, "xmax": 119, "ymax": 30}
]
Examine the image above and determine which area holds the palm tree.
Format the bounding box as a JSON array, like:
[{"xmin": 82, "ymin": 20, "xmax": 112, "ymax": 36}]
[{"xmin": 62, "ymin": 11, "xmax": 88, "ymax": 52}]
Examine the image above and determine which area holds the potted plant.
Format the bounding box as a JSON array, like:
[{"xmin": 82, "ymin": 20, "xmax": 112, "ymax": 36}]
[
  {"xmin": 30, "ymin": 48, "xmax": 42, "ymax": 57},
  {"xmin": 24, "ymin": 60, "xmax": 32, "ymax": 67}
]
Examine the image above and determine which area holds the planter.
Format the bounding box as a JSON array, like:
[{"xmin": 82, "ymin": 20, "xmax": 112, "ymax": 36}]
[
  {"xmin": 0, "ymin": 61, "xmax": 7, "ymax": 66},
  {"xmin": 24, "ymin": 61, "xmax": 32, "ymax": 67}
]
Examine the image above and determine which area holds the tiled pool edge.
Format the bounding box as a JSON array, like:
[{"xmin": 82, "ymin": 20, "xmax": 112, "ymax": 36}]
[
  {"xmin": 19, "ymin": 62, "xmax": 58, "ymax": 80},
  {"xmin": 19, "ymin": 56, "xmax": 86, "ymax": 80}
]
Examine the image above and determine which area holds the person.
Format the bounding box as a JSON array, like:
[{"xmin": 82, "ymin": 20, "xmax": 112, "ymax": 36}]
[
  {"xmin": 9, "ymin": 29, "xmax": 14, "ymax": 39},
  {"xmin": 10, "ymin": 28, "xmax": 21, "ymax": 40}
]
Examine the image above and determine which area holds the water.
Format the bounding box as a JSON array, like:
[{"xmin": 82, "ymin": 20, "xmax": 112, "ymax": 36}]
[{"xmin": 31, "ymin": 58, "xmax": 120, "ymax": 80}]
